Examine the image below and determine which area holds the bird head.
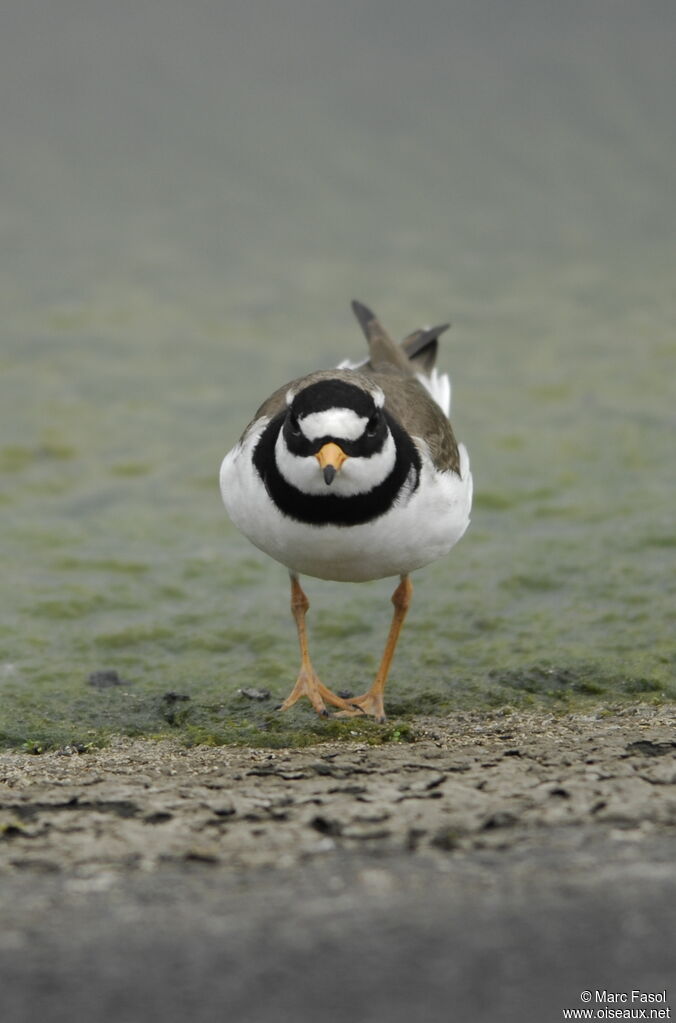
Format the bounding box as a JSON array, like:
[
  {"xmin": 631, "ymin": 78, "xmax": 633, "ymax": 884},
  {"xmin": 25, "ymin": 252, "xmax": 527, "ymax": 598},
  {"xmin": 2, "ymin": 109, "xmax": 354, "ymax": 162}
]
[{"xmin": 275, "ymin": 376, "xmax": 395, "ymax": 496}]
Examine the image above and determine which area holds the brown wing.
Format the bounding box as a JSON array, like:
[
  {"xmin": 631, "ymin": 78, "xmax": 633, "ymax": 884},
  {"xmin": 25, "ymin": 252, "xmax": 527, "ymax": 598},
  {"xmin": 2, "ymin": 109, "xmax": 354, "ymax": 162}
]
[
  {"xmin": 238, "ymin": 383, "xmax": 288, "ymax": 440},
  {"xmin": 370, "ymin": 372, "xmax": 461, "ymax": 475}
]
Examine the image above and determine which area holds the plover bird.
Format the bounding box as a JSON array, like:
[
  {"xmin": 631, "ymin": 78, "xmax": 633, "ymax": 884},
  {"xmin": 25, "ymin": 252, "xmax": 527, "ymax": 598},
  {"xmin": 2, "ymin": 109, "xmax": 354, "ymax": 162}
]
[{"xmin": 220, "ymin": 301, "xmax": 473, "ymax": 721}]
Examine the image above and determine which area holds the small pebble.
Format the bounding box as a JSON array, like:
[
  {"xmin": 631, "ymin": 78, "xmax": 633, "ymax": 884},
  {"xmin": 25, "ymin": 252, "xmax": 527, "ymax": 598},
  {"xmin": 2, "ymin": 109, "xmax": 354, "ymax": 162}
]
[{"xmin": 238, "ymin": 687, "xmax": 271, "ymax": 701}]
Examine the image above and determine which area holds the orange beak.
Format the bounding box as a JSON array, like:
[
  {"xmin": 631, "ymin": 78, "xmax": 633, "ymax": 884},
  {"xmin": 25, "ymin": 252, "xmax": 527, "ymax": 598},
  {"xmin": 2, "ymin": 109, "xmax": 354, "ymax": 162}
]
[{"xmin": 315, "ymin": 442, "xmax": 348, "ymax": 485}]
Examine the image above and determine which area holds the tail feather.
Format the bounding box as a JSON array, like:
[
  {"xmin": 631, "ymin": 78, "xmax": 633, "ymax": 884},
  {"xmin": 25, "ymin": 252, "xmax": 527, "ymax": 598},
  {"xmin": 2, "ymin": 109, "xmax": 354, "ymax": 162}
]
[
  {"xmin": 348, "ymin": 300, "xmax": 452, "ymax": 416},
  {"xmin": 401, "ymin": 322, "xmax": 450, "ymax": 374},
  {"xmin": 350, "ymin": 300, "xmax": 412, "ymax": 374}
]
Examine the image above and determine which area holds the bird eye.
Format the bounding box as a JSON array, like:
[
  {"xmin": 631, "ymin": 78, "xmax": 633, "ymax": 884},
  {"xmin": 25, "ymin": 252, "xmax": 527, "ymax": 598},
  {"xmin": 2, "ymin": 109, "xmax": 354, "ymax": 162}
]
[
  {"xmin": 366, "ymin": 412, "xmax": 380, "ymax": 437},
  {"xmin": 288, "ymin": 414, "xmax": 302, "ymax": 437}
]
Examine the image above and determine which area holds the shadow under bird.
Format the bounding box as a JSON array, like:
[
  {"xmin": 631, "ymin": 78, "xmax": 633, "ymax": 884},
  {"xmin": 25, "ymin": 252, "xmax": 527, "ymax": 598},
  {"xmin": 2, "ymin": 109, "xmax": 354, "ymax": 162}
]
[{"xmin": 219, "ymin": 301, "xmax": 473, "ymax": 722}]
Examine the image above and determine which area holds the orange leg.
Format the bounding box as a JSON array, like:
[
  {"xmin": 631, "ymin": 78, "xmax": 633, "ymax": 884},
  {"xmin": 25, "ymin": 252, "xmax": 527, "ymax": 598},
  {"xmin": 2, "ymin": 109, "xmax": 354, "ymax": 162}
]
[
  {"xmin": 338, "ymin": 575, "xmax": 412, "ymax": 723},
  {"xmin": 278, "ymin": 574, "xmax": 360, "ymax": 717}
]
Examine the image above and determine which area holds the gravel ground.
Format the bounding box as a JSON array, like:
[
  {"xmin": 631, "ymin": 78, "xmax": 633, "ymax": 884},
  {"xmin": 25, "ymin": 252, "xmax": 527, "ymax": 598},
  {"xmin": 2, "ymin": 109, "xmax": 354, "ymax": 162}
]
[{"xmin": 1, "ymin": 705, "xmax": 675, "ymax": 1022}]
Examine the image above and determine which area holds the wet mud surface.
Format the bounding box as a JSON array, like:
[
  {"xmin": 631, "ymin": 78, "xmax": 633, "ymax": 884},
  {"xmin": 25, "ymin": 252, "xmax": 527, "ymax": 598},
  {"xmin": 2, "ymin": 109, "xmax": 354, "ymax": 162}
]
[
  {"xmin": 2, "ymin": 706, "xmax": 675, "ymax": 875},
  {"xmin": 1, "ymin": 706, "xmax": 675, "ymax": 1021}
]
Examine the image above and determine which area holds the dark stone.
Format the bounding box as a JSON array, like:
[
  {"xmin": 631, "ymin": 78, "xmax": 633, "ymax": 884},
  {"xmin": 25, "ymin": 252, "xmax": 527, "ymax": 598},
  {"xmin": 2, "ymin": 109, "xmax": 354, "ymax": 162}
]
[
  {"xmin": 309, "ymin": 815, "xmax": 343, "ymax": 836},
  {"xmin": 626, "ymin": 740, "xmax": 676, "ymax": 758},
  {"xmin": 481, "ymin": 811, "xmax": 518, "ymax": 831},
  {"xmin": 144, "ymin": 812, "xmax": 174, "ymax": 824},
  {"xmin": 88, "ymin": 670, "xmax": 125, "ymax": 688}
]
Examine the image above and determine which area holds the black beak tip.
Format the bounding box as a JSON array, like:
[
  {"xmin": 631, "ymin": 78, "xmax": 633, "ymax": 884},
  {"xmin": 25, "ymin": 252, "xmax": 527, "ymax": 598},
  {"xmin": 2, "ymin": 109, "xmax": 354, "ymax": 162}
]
[{"xmin": 323, "ymin": 465, "xmax": 336, "ymax": 485}]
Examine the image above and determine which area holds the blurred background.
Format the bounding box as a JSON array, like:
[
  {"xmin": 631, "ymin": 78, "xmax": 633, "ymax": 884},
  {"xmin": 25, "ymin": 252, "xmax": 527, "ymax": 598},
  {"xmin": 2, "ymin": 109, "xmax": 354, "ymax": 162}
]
[{"xmin": 1, "ymin": 0, "xmax": 675, "ymax": 746}]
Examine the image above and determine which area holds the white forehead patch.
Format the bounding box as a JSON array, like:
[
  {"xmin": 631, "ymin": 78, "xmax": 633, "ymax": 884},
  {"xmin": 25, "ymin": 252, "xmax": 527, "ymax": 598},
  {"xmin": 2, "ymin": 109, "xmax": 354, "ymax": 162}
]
[{"xmin": 300, "ymin": 408, "xmax": 368, "ymax": 441}]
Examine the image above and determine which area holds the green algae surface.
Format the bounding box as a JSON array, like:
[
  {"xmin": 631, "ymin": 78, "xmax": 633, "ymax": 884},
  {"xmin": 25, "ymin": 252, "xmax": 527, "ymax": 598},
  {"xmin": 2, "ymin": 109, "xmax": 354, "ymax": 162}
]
[{"xmin": 1, "ymin": 4, "xmax": 675, "ymax": 750}]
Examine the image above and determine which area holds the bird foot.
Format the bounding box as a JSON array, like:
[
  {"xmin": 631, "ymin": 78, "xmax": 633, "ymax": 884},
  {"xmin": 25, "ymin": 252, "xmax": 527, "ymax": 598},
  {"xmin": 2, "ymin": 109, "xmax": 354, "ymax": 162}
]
[
  {"xmin": 333, "ymin": 690, "xmax": 387, "ymax": 724},
  {"xmin": 278, "ymin": 669, "xmax": 359, "ymax": 718}
]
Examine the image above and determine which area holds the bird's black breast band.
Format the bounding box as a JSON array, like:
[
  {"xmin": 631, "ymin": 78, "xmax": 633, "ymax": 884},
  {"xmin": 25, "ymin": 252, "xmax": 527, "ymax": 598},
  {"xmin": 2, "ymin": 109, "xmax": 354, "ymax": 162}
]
[{"xmin": 252, "ymin": 412, "xmax": 421, "ymax": 527}]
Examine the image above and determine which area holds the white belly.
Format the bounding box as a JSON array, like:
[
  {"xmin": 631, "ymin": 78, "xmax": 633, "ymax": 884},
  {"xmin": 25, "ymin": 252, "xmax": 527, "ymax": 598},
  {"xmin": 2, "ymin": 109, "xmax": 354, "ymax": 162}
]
[{"xmin": 220, "ymin": 424, "xmax": 472, "ymax": 582}]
